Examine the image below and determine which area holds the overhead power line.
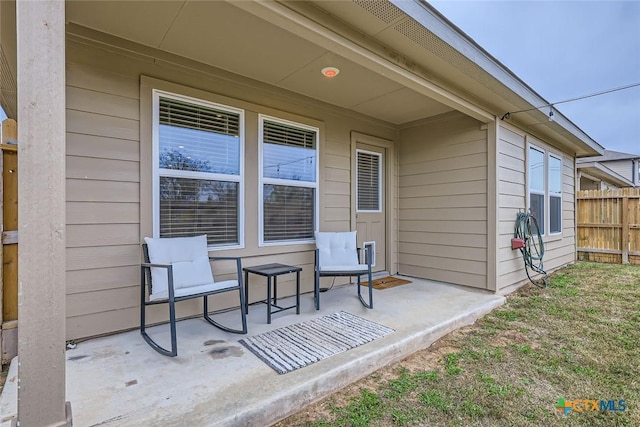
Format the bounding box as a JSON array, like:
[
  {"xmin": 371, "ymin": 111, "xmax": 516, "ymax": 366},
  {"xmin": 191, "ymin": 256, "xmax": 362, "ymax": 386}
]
[{"xmin": 501, "ymin": 82, "xmax": 640, "ymax": 120}]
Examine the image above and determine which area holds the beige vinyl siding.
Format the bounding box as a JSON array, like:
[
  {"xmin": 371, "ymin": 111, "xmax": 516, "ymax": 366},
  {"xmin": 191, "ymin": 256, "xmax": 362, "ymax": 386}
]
[
  {"xmin": 323, "ymin": 137, "xmax": 351, "ymax": 231},
  {"xmin": 496, "ymin": 123, "xmax": 576, "ymax": 293},
  {"xmin": 602, "ymin": 159, "xmax": 634, "ymax": 182},
  {"xmin": 65, "ymin": 36, "xmax": 396, "ymax": 339},
  {"xmin": 66, "ymin": 60, "xmax": 142, "ymax": 339},
  {"xmin": 496, "ymin": 125, "xmax": 527, "ymax": 288},
  {"xmin": 398, "ymin": 113, "xmax": 488, "ymax": 289}
]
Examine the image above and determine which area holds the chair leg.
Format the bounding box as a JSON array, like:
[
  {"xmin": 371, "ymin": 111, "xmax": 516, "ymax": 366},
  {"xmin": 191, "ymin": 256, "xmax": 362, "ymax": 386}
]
[
  {"xmin": 314, "ymin": 270, "xmax": 320, "ymax": 310},
  {"xmin": 140, "ymin": 267, "xmax": 178, "ymax": 357},
  {"xmin": 357, "ymin": 270, "xmax": 374, "ymax": 309},
  {"xmin": 140, "ymin": 300, "xmax": 178, "ymax": 357},
  {"xmin": 203, "ymin": 291, "xmax": 247, "ymax": 334}
]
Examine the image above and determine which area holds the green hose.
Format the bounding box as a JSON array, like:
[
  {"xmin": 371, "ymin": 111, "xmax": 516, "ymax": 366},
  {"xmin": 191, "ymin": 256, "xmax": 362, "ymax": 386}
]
[{"xmin": 514, "ymin": 212, "xmax": 548, "ymax": 288}]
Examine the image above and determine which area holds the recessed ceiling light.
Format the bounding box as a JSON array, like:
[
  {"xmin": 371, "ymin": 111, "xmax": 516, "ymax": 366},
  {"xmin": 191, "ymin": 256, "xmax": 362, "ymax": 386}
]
[{"xmin": 321, "ymin": 67, "xmax": 340, "ymax": 78}]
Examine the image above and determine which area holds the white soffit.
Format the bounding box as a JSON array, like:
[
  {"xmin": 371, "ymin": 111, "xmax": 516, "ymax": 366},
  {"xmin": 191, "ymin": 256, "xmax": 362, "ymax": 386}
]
[
  {"xmin": 277, "ymin": 51, "xmax": 404, "ymax": 109},
  {"xmin": 158, "ymin": 1, "xmax": 327, "ymax": 85},
  {"xmin": 64, "ymin": 0, "xmax": 459, "ymax": 125},
  {"xmin": 353, "ymin": 87, "xmax": 453, "ymax": 123},
  {"xmin": 66, "ymin": 0, "xmax": 184, "ymax": 48}
]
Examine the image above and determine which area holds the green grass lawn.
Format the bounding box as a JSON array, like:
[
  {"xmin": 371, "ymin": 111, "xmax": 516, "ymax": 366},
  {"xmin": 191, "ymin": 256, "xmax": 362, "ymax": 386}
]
[{"xmin": 278, "ymin": 262, "xmax": 640, "ymax": 426}]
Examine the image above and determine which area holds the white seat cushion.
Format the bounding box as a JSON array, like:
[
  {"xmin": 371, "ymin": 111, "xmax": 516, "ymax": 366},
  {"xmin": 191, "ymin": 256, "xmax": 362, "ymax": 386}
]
[
  {"xmin": 144, "ymin": 235, "xmax": 215, "ymax": 299},
  {"xmin": 149, "ymin": 279, "xmax": 239, "ymax": 302},
  {"xmin": 319, "ymin": 264, "xmax": 369, "ymax": 273},
  {"xmin": 315, "ymin": 231, "xmax": 359, "ymax": 268}
]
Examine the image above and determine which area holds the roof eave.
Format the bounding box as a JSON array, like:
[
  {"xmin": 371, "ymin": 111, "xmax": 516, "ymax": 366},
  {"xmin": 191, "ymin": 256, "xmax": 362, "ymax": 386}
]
[
  {"xmin": 577, "ymin": 162, "xmax": 634, "ymax": 187},
  {"xmin": 391, "ymin": 0, "xmax": 604, "ymax": 157}
]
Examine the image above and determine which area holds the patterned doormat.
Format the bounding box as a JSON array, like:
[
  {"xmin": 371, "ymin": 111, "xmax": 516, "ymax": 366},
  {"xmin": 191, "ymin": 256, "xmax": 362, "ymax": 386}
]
[
  {"xmin": 360, "ymin": 276, "xmax": 412, "ymax": 290},
  {"xmin": 239, "ymin": 311, "xmax": 394, "ymax": 374}
]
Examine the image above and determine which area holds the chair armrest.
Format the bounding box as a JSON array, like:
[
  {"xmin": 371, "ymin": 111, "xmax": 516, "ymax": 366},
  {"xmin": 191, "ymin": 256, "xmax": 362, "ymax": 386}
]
[
  {"xmin": 141, "ymin": 262, "xmax": 171, "ymax": 269},
  {"xmin": 364, "ymin": 245, "xmax": 373, "ymax": 267},
  {"xmin": 356, "ymin": 247, "xmax": 373, "ymax": 267},
  {"xmin": 208, "ymin": 256, "xmax": 241, "ymax": 261},
  {"xmin": 140, "ymin": 262, "xmax": 175, "ymax": 299}
]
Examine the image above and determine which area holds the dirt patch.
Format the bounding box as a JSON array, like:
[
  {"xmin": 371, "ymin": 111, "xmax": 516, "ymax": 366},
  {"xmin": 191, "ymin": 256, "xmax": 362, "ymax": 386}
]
[{"xmin": 488, "ymin": 329, "xmax": 537, "ymax": 348}]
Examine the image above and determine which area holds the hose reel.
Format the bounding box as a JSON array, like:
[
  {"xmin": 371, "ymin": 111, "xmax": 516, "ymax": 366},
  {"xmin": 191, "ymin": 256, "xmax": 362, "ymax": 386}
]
[{"xmin": 513, "ymin": 211, "xmax": 548, "ymax": 288}]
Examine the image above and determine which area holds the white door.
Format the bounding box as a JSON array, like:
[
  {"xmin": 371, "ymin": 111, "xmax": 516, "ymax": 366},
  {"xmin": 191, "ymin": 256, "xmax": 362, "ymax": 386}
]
[{"xmin": 355, "ymin": 143, "xmax": 386, "ymax": 273}]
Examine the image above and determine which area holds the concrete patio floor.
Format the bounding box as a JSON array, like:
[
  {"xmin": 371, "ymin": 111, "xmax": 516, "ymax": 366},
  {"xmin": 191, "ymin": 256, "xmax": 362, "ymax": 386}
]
[{"xmin": 0, "ymin": 276, "xmax": 504, "ymax": 426}]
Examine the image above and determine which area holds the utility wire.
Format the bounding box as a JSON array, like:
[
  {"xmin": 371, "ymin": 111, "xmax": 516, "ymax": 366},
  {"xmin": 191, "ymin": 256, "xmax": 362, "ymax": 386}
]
[
  {"xmin": 263, "ymin": 154, "xmax": 316, "ymax": 169},
  {"xmin": 501, "ymin": 81, "xmax": 640, "ymax": 120}
]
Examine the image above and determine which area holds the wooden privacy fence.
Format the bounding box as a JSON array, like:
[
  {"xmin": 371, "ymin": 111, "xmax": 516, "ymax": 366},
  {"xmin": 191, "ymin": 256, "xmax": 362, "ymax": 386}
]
[
  {"xmin": 1, "ymin": 118, "xmax": 18, "ymax": 364},
  {"xmin": 577, "ymin": 188, "xmax": 640, "ymax": 265}
]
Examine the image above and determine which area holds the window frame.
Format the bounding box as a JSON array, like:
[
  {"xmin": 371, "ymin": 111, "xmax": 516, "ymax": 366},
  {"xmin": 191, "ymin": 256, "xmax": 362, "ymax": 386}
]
[
  {"xmin": 526, "ymin": 140, "xmax": 563, "ymax": 238},
  {"xmin": 356, "ymin": 148, "xmax": 383, "ymax": 213},
  {"xmin": 258, "ymin": 114, "xmax": 320, "ymax": 246},
  {"xmin": 151, "ymin": 89, "xmax": 245, "ymax": 250},
  {"xmin": 548, "ymin": 152, "xmax": 563, "ymax": 235},
  {"xmin": 528, "ymin": 144, "xmax": 546, "ymax": 235}
]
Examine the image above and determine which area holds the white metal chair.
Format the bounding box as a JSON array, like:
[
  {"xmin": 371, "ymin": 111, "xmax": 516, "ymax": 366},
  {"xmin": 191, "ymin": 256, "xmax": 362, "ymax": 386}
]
[
  {"xmin": 314, "ymin": 231, "xmax": 373, "ymax": 310},
  {"xmin": 141, "ymin": 235, "xmax": 247, "ymax": 357}
]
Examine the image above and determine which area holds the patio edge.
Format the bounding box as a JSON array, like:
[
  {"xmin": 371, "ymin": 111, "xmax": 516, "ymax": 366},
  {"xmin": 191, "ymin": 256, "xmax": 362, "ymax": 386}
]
[{"xmin": 217, "ymin": 295, "xmax": 506, "ymax": 426}]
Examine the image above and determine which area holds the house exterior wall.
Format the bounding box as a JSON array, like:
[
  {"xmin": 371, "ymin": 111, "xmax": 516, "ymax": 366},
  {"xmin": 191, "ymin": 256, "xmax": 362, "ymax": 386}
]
[
  {"xmin": 397, "ymin": 113, "xmax": 488, "ymax": 289},
  {"xmin": 65, "ymin": 36, "xmax": 398, "ymax": 339},
  {"xmin": 496, "ymin": 122, "xmax": 576, "ymax": 293},
  {"xmin": 579, "ymin": 175, "xmax": 601, "ymax": 191},
  {"xmin": 603, "ymin": 159, "xmax": 635, "ymax": 183}
]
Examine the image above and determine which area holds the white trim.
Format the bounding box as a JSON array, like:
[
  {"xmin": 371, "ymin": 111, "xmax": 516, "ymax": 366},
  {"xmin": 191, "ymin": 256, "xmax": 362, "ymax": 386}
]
[
  {"xmin": 526, "ymin": 139, "xmax": 564, "ymax": 238},
  {"xmin": 527, "ymin": 142, "xmax": 546, "ymax": 236},
  {"xmin": 350, "ymin": 132, "xmax": 395, "ymax": 275},
  {"xmin": 356, "ymin": 149, "xmax": 383, "ymax": 213},
  {"xmin": 258, "ymin": 114, "xmax": 320, "ymax": 246},
  {"xmin": 151, "ymin": 89, "xmax": 245, "ymax": 250},
  {"xmin": 548, "ymin": 152, "xmax": 563, "ymax": 235}
]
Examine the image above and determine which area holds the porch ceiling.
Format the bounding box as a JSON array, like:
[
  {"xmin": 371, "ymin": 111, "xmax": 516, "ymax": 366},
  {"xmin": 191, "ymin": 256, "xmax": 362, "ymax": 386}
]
[{"xmin": 65, "ymin": 0, "xmax": 453, "ymax": 125}]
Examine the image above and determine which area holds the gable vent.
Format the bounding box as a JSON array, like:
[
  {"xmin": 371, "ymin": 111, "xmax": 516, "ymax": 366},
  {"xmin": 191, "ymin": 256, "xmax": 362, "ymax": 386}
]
[{"xmin": 353, "ymin": 0, "xmax": 404, "ymax": 24}]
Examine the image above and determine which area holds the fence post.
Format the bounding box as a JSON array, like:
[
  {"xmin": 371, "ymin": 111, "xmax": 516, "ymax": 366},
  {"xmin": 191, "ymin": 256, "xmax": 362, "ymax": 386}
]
[{"xmin": 622, "ymin": 191, "xmax": 629, "ymax": 264}]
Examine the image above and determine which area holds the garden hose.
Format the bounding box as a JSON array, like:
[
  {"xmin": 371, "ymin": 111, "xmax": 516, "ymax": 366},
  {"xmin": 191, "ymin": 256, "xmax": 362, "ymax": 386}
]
[{"xmin": 514, "ymin": 211, "xmax": 548, "ymax": 288}]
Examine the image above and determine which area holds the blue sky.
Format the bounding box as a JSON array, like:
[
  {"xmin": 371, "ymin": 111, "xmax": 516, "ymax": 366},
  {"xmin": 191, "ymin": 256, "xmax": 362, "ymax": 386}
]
[{"xmin": 430, "ymin": 0, "xmax": 640, "ymax": 155}]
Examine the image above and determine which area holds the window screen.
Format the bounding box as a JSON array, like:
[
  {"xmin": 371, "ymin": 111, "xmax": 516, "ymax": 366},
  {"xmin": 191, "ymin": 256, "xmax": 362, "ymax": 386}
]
[
  {"xmin": 529, "ymin": 146, "xmax": 545, "ymax": 234},
  {"xmin": 549, "ymin": 154, "xmax": 562, "ymax": 234},
  {"xmin": 357, "ymin": 151, "xmax": 381, "ymax": 211},
  {"xmin": 263, "ymin": 185, "xmax": 315, "ymax": 241},
  {"xmin": 261, "ymin": 118, "xmax": 318, "ymax": 243},
  {"xmin": 155, "ymin": 93, "xmax": 242, "ymax": 247}
]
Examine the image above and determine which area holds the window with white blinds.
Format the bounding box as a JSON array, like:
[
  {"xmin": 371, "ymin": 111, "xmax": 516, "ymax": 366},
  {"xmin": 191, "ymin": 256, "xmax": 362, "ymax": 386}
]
[
  {"xmin": 549, "ymin": 154, "xmax": 562, "ymax": 234},
  {"xmin": 260, "ymin": 116, "xmax": 318, "ymax": 244},
  {"xmin": 529, "ymin": 146, "xmax": 545, "ymax": 234},
  {"xmin": 528, "ymin": 143, "xmax": 563, "ymax": 237},
  {"xmin": 154, "ymin": 91, "xmax": 243, "ymax": 248},
  {"xmin": 357, "ymin": 150, "xmax": 382, "ymax": 212}
]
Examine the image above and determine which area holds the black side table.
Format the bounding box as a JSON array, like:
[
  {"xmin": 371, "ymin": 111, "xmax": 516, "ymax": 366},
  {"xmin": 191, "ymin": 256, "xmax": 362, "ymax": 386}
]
[{"xmin": 243, "ymin": 263, "xmax": 302, "ymax": 324}]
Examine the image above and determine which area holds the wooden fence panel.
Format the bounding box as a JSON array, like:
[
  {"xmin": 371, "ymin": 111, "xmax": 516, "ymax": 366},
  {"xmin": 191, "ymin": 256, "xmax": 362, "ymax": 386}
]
[
  {"xmin": 577, "ymin": 188, "xmax": 640, "ymax": 265},
  {"xmin": 630, "ymin": 192, "xmax": 640, "ymax": 265}
]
